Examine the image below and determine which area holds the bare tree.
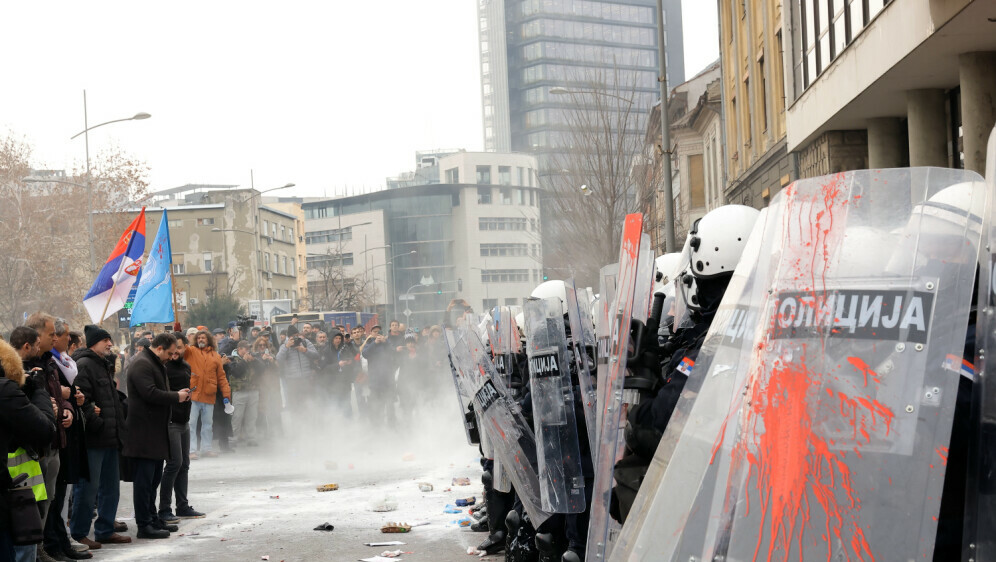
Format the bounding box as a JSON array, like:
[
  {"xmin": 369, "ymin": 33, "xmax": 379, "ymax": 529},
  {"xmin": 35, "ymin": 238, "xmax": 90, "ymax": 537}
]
[
  {"xmin": 306, "ymin": 249, "xmax": 379, "ymax": 311},
  {"xmin": 542, "ymin": 69, "xmax": 658, "ymax": 287},
  {"xmin": 0, "ymin": 133, "xmax": 150, "ymax": 332}
]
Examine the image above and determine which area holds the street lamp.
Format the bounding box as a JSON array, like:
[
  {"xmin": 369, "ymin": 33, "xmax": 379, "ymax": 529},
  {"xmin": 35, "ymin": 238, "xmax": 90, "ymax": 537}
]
[
  {"xmin": 69, "ymin": 91, "xmax": 151, "ymax": 274},
  {"xmin": 388, "ymin": 249, "xmax": 417, "ymax": 322},
  {"xmin": 237, "ymin": 175, "xmax": 295, "ymax": 324}
]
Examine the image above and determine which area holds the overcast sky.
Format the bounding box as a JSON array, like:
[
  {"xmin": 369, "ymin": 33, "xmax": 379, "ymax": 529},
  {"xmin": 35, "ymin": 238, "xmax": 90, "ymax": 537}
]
[{"xmin": 1, "ymin": 1, "xmax": 718, "ymax": 199}]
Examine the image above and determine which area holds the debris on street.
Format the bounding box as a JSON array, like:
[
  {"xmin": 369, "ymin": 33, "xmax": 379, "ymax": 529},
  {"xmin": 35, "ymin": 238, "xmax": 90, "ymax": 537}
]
[
  {"xmin": 313, "ymin": 522, "xmax": 335, "ymax": 531},
  {"xmin": 452, "ymin": 477, "xmax": 471, "ymax": 486},
  {"xmin": 316, "ymin": 483, "xmax": 339, "ymax": 492},
  {"xmin": 417, "ymin": 482, "xmax": 433, "ymax": 492},
  {"xmin": 380, "ymin": 522, "xmax": 412, "ymax": 533},
  {"xmin": 364, "ymin": 541, "xmax": 406, "ymax": 547},
  {"xmin": 455, "ymin": 497, "xmax": 476, "ymax": 506}
]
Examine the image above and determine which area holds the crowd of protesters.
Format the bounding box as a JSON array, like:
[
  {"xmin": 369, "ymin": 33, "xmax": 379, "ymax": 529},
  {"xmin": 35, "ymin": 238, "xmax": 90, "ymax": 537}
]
[{"xmin": 1, "ymin": 312, "xmax": 450, "ymax": 561}]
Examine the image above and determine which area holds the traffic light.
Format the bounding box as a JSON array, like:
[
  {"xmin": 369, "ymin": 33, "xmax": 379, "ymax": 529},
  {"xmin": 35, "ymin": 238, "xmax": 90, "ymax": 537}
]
[
  {"xmin": 457, "ymin": 278, "xmax": 463, "ymax": 292},
  {"xmin": 436, "ymin": 284, "xmax": 443, "ymax": 295},
  {"xmin": 542, "ymin": 270, "xmax": 549, "ymax": 281}
]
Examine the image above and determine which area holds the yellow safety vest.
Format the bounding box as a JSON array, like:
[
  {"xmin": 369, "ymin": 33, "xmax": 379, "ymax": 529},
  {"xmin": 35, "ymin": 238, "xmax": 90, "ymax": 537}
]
[{"xmin": 7, "ymin": 447, "xmax": 47, "ymax": 502}]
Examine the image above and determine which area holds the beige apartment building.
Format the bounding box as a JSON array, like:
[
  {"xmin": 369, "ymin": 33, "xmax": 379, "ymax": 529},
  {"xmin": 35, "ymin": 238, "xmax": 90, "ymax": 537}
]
[
  {"xmin": 719, "ymin": 0, "xmax": 794, "ymax": 208},
  {"xmin": 135, "ymin": 185, "xmax": 306, "ymax": 324}
]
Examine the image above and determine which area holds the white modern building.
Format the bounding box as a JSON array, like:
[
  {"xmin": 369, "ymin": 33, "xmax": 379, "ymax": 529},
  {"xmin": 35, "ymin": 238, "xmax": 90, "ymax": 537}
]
[{"xmin": 304, "ymin": 152, "xmax": 543, "ymax": 326}]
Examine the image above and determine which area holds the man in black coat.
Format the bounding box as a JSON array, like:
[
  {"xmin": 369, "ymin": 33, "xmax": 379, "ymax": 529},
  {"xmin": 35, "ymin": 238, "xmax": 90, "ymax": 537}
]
[
  {"xmin": 159, "ymin": 334, "xmax": 204, "ymax": 522},
  {"xmin": 70, "ymin": 325, "xmax": 131, "ymax": 548},
  {"xmin": 122, "ymin": 333, "xmax": 190, "ymax": 539}
]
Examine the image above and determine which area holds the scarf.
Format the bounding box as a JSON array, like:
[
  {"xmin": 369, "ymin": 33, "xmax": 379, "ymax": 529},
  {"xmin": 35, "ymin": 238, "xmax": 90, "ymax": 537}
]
[{"xmin": 52, "ymin": 349, "xmax": 79, "ymax": 384}]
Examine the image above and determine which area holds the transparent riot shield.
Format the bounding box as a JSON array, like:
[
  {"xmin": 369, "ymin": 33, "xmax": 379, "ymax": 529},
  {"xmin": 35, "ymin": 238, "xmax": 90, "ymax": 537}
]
[
  {"xmin": 446, "ymin": 349, "xmax": 478, "ymax": 446},
  {"xmin": 967, "ymin": 126, "xmax": 996, "ymax": 561},
  {"xmin": 610, "ymin": 168, "xmax": 986, "ymax": 561},
  {"xmin": 525, "ymin": 297, "xmax": 586, "ymax": 514},
  {"xmin": 587, "ymin": 214, "xmax": 655, "ymax": 561},
  {"xmin": 446, "ymin": 327, "xmax": 553, "ymax": 528},
  {"xmin": 566, "ymin": 278, "xmax": 598, "ymax": 454},
  {"xmin": 487, "ymin": 307, "xmax": 521, "ymax": 493}
]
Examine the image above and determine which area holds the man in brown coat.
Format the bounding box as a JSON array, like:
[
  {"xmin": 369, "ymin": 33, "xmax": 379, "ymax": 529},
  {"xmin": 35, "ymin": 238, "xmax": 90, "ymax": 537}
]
[
  {"xmin": 184, "ymin": 330, "xmax": 230, "ymax": 458},
  {"xmin": 123, "ymin": 333, "xmax": 190, "ymax": 539}
]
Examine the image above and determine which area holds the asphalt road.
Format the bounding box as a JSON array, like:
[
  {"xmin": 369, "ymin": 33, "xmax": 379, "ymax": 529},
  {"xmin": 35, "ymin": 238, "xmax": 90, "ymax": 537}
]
[{"xmin": 89, "ymin": 408, "xmax": 498, "ymax": 562}]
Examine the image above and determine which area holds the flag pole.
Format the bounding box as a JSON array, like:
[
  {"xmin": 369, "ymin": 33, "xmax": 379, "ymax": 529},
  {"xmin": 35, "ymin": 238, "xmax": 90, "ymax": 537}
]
[{"xmin": 98, "ymin": 272, "xmax": 123, "ymax": 328}]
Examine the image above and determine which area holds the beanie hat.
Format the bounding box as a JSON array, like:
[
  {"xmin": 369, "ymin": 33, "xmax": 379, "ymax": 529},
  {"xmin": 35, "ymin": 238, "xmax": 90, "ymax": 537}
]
[
  {"xmin": 84, "ymin": 325, "xmax": 113, "ymax": 349},
  {"xmin": 186, "ymin": 327, "xmax": 198, "ymax": 337}
]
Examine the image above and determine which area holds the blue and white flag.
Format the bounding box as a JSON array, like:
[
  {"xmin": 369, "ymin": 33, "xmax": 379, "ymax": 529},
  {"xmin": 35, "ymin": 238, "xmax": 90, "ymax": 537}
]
[{"xmin": 130, "ymin": 209, "xmax": 175, "ymax": 326}]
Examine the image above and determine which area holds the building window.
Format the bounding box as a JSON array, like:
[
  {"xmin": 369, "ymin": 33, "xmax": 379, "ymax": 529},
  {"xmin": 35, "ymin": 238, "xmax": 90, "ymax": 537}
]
[
  {"xmin": 197, "ymin": 218, "xmax": 215, "ymax": 226},
  {"xmin": 306, "ymin": 253, "xmax": 354, "ymax": 269},
  {"xmin": 478, "ymin": 187, "xmax": 493, "ymax": 204},
  {"xmin": 498, "ymin": 166, "xmax": 512, "ymax": 185},
  {"xmin": 529, "ymin": 169, "xmax": 536, "ymax": 187},
  {"xmin": 517, "ymin": 167, "xmax": 525, "ymax": 186},
  {"xmin": 283, "ymin": 256, "xmax": 289, "ymax": 275},
  {"xmin": 290, "ymin": 257, "xmax": 296, "ymax": 273},
  {"xmin": 481, "ymin": 269, "xmax": 530, "ymax": 283},
  {"xmin": 529, "ymin": 190, "xmax": 535, "ymax": 206},
  {"xmin": 504, "ymin": 298, "xmax": 518, "ymax": 306},
  {"xmin": 516, "ymin": 189, "xmax": 525, "ymax": 205},
  {"xmin": 476, "ymin": 165, "xmax": 492, "ymax": 184},
  {"xmin": 280, "ymin": 224, "xmax": 286, "ymax": 240},
  {"xmin": 530, "ymin": 218, "xmax": 537, "ymax": 232},
  {"xmin": 479, "ymin": 217, "xmax": 528, "ymax": 231},
  {"xmin": 271, "ymin": 223, "xmax": 277, "ymax": 238},
  {"xmin": 265, "ymin": 253, "xmax": 270, "ymax": 271},
  {"xmin": 305, "ymin": 227, "xmax": 352, "ymax": 245},
  {"xmin": 168, "ymin": 219, "xmax": 182, "ymax": 228},
  {"xmin": 263, "ymin": 220, "xmax": 269, "ymax": 234},
  {"xmin": 172, "ymin": 262, "xmax": 185, "ymax": 275},
  {"xmin": 688, "ymin": 154, "xmax": 706, "ymax": 208},
  {"xmin": 293, "ymin": 290, "xmax": 298, "ymax": 303},
  {"xmin": 483, "ymin": 298, "xmax": 499, "ymax": 310},
  {"xmin": 202, "ymin": 252, "xmax": 213, "ymax": 272},
  {"xmin": 500, "ymin": 187, "xmax": 512, "ymax": 205},
  {"xmin": 481, "ymin": 243, "xmax": 529, "ymax": 257},
  {"xmin": 445, "ymin": 167, "xmax": 460, "ymax": 183},
  {"xmin": 759, "ymin": 57, "xmax": 768, "ymax": 132}
]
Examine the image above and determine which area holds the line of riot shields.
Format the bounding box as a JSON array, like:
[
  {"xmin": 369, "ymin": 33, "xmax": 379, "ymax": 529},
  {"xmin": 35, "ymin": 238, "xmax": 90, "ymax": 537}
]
[{"xmin": 442, "ymin": 129, "xmax": 996, "ymax": 562}]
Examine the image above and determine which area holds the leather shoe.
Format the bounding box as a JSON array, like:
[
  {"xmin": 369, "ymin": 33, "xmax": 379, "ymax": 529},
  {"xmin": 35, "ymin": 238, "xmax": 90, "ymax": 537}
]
[
  {"xmin": 96, "ymin": 533, "xmax": 132, "ymax": 544},
  {"xmin": 72, "ymin": 537, "xmax": 101, "ymax": 550},
  {"xmin": 113, "ymin": 521, "xmax": 128, "ymax": 532},
  {"xmin": 470, "ymin": 516, "xmax": 490, "ymax": 532},
  {"xmin": 137, "ymin": 525, "xmax": 170, "ymax": 539},
  {"xmin": 49, "ymin": 548, "xmax": 93, "ymax": 560}
]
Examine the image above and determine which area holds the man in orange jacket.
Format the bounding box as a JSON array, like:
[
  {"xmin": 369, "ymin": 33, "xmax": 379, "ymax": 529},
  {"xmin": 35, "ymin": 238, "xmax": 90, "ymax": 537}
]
[{"xmin": 184, "ymin": 331, "xmax": 230, "ymax": 458}]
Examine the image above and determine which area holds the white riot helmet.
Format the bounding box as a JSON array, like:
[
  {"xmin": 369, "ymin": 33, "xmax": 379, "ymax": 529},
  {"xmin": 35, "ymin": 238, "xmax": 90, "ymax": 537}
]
[
  {"xmin": 676, "ymin": 205, "xmax": 761, "ymax": 314},
  {"xmin": 653, "ymin": 253, "xmax": 683, "ymax": 295},
  {"xmin": 531, "ymin": 280, "xmax": 568, "ymax": 315},
  {"xmin": 684, "ymin": 205, "xmax": 761, "ymax": 280},
  {"xmin": 889, "ymin": 180, "xmax": 986, "ymax": 274}
]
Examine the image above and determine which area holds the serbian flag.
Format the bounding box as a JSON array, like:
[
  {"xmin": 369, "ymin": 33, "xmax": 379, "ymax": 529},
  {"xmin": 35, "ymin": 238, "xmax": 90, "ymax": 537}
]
[{"xmin": 83, "ymin": 208, "xmax": 147, "ymax": 323}]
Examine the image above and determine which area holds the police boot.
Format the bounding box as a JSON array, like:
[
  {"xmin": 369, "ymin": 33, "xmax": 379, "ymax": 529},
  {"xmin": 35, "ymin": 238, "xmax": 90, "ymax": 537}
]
[
  {"xmin": 535, "ymin": 532, "xmax": 565, "ymax": 562},
  {"xmin": 505, "ymin": 509, "xmax": 520, "ymax": 561},
  {"xmin": 508, "ymin": 512, "xmax": 539, "ymax": 562},
  {"xmin": 471, "ymin": 515, "xmax": 490, "ymax": 532},
  {"xmin": 477, "ymin": 530, "xmax": 506, "ymax": 555},
  {"xmin": 561, "ymin": 549, "xmax": 582, "ymax": 562}
]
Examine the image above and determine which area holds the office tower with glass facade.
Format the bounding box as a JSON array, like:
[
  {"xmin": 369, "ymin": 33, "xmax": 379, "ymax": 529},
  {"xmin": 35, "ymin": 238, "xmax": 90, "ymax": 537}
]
[{"xmin": 478, "ymin": 0, "xmax": 684, "ymax": 168}]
